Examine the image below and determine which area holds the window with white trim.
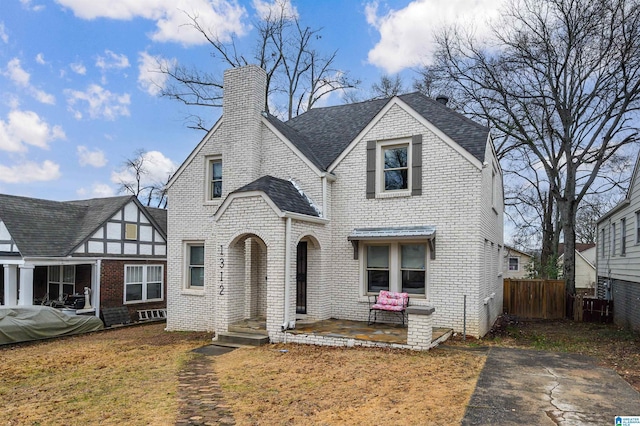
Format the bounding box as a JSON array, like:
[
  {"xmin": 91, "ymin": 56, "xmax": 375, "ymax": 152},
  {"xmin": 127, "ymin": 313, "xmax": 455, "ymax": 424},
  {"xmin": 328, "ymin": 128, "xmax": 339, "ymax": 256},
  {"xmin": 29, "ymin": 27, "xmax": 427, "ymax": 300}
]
[
  {"xmin": 381, "ymin": 143, "xmax": 409, "ymax": 192},
  {"xmin": 206, "ymin": 157, "xmax": 222, "ymax": 200},
  {"xmin": 621, "ymin": 217, "xmax": 626, "ymax": 255},
  {"xmin": 124, "ymin": 265, "xmax": 163, "ymax": 303},
  {"xmin": 366, "ymin": 136, "xmax": 422, "ymax": 199},
  {"xmin": 611, "ymin": 223, "xmax": 616, "ymax": 256},
  {"xmin": 636, "ymin": 211, "xmax": 640, "ymax": 244},
  {"xmin": 600, "ymin": 227, "xmax": 605, "ymax": 257},
  {"xmin": 508, "ymin": 257, "xmax": 519, "ymax": 271},
  {"xmin": 48, "ymin": 265, "xmax": 75, "ymax": 301},
  {"xmin": 364, "ymin": 242, "xmax": 427, "ymax": 296},
  {"xmin": 185, "ymin": 242, "xmax": 205, "ymax": 289}
]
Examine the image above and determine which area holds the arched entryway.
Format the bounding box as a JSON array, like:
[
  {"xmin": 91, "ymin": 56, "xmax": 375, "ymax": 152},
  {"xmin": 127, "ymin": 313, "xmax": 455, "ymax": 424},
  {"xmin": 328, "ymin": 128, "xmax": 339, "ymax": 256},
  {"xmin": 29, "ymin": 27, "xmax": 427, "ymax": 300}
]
[
  {"xmin": 227, "ymin": 233, "xmax": 268, "ymax": 328},
  {"xmin": 295, "ymin": 234, "xmax": 323, "ymax": 320}
]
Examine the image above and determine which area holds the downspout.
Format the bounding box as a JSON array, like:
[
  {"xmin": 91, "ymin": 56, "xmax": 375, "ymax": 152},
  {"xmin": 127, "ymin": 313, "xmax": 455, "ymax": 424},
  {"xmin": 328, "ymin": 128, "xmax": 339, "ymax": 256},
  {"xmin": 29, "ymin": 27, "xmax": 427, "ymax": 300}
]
[
  {"xmin": 282, "ymin": 216, "xmax": 292, "ymax": 331},
  {"xmin": 321, "ymin": 175, "xmax": 327, "ymax": 219}
]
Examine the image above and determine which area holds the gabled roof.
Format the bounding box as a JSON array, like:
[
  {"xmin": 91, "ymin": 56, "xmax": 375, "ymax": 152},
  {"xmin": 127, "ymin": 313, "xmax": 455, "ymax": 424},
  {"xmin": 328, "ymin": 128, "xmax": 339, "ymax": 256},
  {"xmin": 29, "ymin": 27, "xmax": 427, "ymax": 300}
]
[
  {"xmin": 0, "ymin": 194, "xmax": 167, "ymax": 257},
  {"xmin": 281, "ymin": 92, "xmax": 490, "ymax": 170},
  {"xmin": 233, "ymin": 176, "xmax": 319, "ymax": 217}
]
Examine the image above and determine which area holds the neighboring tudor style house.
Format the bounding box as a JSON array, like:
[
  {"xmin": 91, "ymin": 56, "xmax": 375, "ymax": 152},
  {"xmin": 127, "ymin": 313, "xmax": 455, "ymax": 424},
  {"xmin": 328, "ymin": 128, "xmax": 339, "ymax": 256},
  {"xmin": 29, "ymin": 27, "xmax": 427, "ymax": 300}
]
[
  {"xmin": 166, "ymin": 65, "xmax": 504, "ymax": 344},
  {"xmin": 596, "ymin": 151, "xmax": 640, "ymax": 331},
  {"xmin": 0, "ymin": 194, "xmax": 167, "ymax": 322}
]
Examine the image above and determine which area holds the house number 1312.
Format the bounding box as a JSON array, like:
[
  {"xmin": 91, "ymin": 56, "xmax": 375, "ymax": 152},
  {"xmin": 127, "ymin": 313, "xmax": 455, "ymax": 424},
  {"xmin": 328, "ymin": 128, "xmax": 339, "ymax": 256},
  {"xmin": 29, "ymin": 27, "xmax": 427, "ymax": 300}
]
[{"xmin": 219, "ymin": 244, "xmax": 225, "ymax": 295}]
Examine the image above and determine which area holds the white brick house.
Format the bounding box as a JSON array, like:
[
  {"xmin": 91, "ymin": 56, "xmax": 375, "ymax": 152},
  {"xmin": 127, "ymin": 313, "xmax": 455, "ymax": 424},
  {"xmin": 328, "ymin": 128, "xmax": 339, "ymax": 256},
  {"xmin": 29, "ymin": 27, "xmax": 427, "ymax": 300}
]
[{"xmin": 166, "ymin": 65, "xmax": 504, "ymax": 341}]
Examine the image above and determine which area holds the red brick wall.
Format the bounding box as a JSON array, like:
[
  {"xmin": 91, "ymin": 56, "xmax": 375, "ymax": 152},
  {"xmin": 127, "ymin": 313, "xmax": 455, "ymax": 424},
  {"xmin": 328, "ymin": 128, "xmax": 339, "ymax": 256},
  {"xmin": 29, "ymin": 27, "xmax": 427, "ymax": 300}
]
[{"xmin": 100, "ymin": 259, "xmax": 167, "ymax": 322}]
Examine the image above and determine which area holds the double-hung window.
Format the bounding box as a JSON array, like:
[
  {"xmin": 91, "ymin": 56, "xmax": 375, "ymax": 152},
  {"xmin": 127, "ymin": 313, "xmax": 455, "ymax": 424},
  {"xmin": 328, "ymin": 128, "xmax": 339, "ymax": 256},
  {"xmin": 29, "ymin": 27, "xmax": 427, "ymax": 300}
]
[
  {"xmin": 48, "ymin": 265, "xmax": 75, "ymax": 301},
  {"xmin": 611, "ymin": 223, "xmax": 616, "ymax": 256},
  {"xmin": 636, "ymin": 211, "xmax": 640, "ymax": 244},
  {"xmin": 365, "ymin": 242, "xmax": 427, "ymax": 296},
  {"xmin": 508, "ymin": 257, "xmax": 519, "ymax": 271},
  {"xmin": 206, "ymin": 157, "xmax": 222, "ymax": 200},
  {"xmin": 366, "ymin": 136, "xmax": 422, "ymax": 198},
  {"xmin": 621, "ymin": 218, "xmax": 627, "ymax": 255},
  {"xmin": 382, "ymin": 144, "xmax": 409, "ymax": 191},
  {"xmin": 124, "ymin": 265, "xmax": 163, "ymax": 303},
  {"xmin": 186, "ymin": 243, "xmax": 205, "ymax": 289}
]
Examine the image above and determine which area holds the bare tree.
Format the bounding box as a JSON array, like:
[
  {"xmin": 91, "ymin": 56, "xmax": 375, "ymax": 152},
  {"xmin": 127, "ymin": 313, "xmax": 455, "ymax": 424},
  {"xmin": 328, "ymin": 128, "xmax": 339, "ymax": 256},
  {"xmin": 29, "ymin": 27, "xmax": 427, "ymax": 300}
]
[
  {"xmin": 371, "ymin": 74, "xmax": 405, "ymax": 99},
  {"xmin": 158, "ymin": 1, "xmax": 358, "ymax": 124},
  {"xmin": 115, "ymin": 150, "xmax": 173, "ymax": 208},
  {"xmin": 428, "ymin": 0, "xmax": 640, "ymax": 294}
]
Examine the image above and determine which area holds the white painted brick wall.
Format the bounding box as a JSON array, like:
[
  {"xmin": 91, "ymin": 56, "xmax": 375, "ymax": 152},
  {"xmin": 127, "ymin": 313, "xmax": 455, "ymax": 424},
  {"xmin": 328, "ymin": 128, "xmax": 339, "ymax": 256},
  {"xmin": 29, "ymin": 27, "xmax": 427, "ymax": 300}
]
[{"xmin": 167, "ymin": 68, "xmax": 503, "ymax": 339}]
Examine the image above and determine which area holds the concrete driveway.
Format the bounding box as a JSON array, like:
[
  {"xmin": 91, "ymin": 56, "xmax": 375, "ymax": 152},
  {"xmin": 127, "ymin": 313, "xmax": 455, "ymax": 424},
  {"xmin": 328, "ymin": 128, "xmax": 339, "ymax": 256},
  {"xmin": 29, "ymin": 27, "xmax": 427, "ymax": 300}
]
[{"xmin": 462, "ymin": 347, "xmax": 640, "ymax": 425}]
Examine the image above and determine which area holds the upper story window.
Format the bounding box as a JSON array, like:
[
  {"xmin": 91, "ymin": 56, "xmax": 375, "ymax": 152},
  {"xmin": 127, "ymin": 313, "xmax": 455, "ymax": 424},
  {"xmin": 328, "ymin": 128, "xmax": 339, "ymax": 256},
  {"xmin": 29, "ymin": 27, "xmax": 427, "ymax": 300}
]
[
  {"xmin": 125, "ymin": 223, "xmax": 138, "ymax": 240},
  {"xmin": 206, "ymin": 156, "xmax": 222, "ymax": 201},
  {"xmin": 382, "ymin": 144, "xmax": 409, "ymax": 191},
  {"xmin": 366, "ymin": 135, "xmax": 422, "ymax": 199},
  {"xmin": 621, "ymin": 217, "xmax": 627, "ymax": 255},
  {"xmin": 636, "ymin": 211, "xmax": 640, "ymax": 244},
  {"xmin": 508, "ymin": 257, "xmax": 519, "ymax": 271},
  {"xmin": 611, "ymin": 222, "xmax": 616, "ymax": 256},
  {"xmin": 601, "ymin": 227, "xmax": 605, "ymax": 257}
]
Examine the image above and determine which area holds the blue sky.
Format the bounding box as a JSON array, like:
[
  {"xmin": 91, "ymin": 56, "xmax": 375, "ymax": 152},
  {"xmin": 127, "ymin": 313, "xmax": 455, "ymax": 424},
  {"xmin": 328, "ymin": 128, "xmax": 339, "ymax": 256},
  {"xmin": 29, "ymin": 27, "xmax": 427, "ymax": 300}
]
[{"xmin": 0, "ymin": 0, "xmax": 501, "ymax": 202}]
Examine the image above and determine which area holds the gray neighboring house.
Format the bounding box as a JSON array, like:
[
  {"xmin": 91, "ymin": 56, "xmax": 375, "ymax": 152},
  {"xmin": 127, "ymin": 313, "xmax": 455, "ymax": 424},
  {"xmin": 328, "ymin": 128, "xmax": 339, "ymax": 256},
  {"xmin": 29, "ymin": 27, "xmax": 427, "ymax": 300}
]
[
  {"xmin": 0, "ymin": 194, "xmax": 167, "ymax": 322},
  {"xmin": 596, "ymin": 151, "xmax": 640, "ymax": 331}
]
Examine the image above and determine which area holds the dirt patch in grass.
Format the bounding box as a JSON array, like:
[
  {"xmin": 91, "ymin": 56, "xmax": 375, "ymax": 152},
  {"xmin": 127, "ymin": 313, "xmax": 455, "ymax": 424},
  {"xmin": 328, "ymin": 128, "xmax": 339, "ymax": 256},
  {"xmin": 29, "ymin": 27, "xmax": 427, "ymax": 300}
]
[
  {"xmin": 0, "ymin": 324, "xmax": 211, "ymax": 425},
  {"xmin": 446, "ymin": 316, "xmax": 640, "ymax": 392},
  {"xmin": 215, "ymin": 343, "xmax": 485, "ymax": 425}
]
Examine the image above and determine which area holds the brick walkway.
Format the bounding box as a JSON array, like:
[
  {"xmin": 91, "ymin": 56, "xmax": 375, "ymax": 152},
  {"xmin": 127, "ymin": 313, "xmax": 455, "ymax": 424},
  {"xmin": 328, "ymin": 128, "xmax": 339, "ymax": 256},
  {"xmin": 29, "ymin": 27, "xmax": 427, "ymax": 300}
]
[{"xmin": 175, "ymin": 346, "xmax": 236, "ymax": 426}]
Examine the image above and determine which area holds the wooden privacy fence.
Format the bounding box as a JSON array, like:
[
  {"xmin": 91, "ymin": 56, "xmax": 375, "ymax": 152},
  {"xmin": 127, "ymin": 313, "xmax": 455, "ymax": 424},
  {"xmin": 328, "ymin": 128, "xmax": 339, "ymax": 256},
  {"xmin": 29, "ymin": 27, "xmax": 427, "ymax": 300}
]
[
  {"xmin": 503, "ymin": 279, "xmax": 566, "ymax": 319},
  {"xmin": 571, "ymin": 294, "xmax": 614, "ymax": 323}
]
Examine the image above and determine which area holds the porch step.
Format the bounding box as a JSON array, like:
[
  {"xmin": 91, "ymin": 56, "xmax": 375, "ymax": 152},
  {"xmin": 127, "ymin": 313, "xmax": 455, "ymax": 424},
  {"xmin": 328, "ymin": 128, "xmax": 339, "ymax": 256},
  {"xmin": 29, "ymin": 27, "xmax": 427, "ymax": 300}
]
[
  {"xmin": 228, "ymin": 324, "xmax": 269, "ymax": 336},
  {"xmin": 217, "ymin": 331, "xmax": 269, "ymax": 346}
]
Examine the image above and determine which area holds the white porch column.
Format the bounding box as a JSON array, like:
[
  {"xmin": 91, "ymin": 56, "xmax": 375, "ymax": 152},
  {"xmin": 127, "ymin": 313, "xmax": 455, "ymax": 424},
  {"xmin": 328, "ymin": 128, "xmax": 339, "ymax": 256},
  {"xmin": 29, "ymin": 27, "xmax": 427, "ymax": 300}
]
[
  {"xmin": 18, "ymin": 264, "xmax": 35, "ymax": 306},
  {"xmin": 3, "ymin": 264, "xmax": 18, "ymax": 306},
  {"xmin": 92, "ymin": 260, "xmax": 101, "ymax": 318}
]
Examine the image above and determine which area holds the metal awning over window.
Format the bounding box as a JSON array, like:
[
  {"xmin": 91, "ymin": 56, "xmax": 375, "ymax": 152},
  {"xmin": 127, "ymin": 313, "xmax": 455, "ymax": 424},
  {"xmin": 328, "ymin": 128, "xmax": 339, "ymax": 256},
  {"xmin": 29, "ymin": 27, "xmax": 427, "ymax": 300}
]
[{"xmin": 347, "ymin": 226, "xmax": 436, "ymax": 260}]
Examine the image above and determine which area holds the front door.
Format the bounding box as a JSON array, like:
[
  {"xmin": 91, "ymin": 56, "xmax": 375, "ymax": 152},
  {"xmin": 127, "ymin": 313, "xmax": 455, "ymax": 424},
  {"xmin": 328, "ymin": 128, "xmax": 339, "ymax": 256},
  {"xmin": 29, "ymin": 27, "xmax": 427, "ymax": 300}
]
[{"xmin": 296, "ymin": 241, "xmax": 307, "ymax": 314}]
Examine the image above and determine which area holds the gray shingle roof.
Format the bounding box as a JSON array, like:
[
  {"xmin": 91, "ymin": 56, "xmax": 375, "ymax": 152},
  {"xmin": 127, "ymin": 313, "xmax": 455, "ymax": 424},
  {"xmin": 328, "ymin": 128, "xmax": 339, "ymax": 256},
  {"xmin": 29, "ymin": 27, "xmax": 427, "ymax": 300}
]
[
  {"xmin": 279, "ymin": 92, "xmax": 489, "ymax": 170},
  {"xmin": 0, "ymin": 194, "xmax": 167, "ymax": 257},
  {"xmin": 233, "ymin": 176, "xmax": 319, "ymax": 217}
]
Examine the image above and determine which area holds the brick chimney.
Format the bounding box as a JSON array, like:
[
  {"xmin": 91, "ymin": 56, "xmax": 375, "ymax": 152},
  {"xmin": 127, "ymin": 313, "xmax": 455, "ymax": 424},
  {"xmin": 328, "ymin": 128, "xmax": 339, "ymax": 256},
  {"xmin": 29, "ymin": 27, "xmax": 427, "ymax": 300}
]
[{"xmin": 222, "ymin": 65, "xmax": 267, "ymax": 193}]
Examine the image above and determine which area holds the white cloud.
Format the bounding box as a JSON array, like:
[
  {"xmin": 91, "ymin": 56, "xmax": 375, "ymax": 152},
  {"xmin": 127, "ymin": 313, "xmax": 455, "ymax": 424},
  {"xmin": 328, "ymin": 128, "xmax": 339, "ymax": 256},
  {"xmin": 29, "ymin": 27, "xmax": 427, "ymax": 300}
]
[
  {"xmin": 77, "ymin": 145, "xmax": 107, "ymax": 167},
  {"xmin": 65, "ymin": 84, "xmax": 130, "ymax": 120},
  {"xmin": 111, "ymin": 150, "xmax": 176, "ymax": 187},
  {"xmin": 35, "ymin": 53, "xmax": 46, "ymax": 64},
  {"xmin": 70, "ymin": 61, "xmax": 86, "ymax": 75},
  {"xmin": 55, "ymin": 0, "xmax": 248, "ymax": 45},
  {"xmin": 0, "ymin": 109, "xmax": 65, "ymax": 152},
  {"xmin": 6, "ymin": 58, "xmax": 30, "ymax": 86},
  {"xmin": 253, "ymin": 0, "xmax": 297, "ymax": 20},
  {"xmin": 95, "ymin": 50, "xmax": 130, "ymax": 71},
  {"xmin": 0, "ymin": 22, "xmax": 8, "ymax": 43},
  {"xmin": 366, "ymin": 0, "xmax": 503, "ymax": 73},
  {"xmin": 137, "ymin": 52, "xmax": 175, "ymax": 96},
  {"xmin": 77, "ymin": 183, "xmax": 115, "ymax": 198},
  {"xmin": 4, "ymin": 58, "xmax": 56, "ymax": 104},
  {"xmin": 20, "ymin": 0, "xmax": 45, "ymax": 12},
  {"xmin": 0, "ymin": 160, "xmax": 60, "ymax": 183}
]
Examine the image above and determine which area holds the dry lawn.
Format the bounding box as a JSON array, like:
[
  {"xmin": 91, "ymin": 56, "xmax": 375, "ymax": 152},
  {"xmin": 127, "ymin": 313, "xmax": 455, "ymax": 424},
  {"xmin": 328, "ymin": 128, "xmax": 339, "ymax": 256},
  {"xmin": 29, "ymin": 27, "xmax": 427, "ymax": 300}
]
[
  {"xmin": 0, "ymin": 324, "xmax": 211, "ymax": 425},
  {"xmin": 215, "ymin": 344, "xmax": 485, "ymax": 425},
  {"xmin": 4, "ymin": 317, "xmax": 636, "ymax": 426}
]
